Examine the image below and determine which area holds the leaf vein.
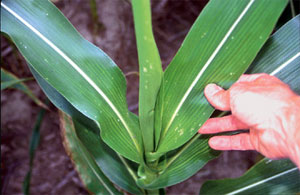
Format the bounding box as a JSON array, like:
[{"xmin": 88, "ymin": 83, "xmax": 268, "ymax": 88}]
[
  {"xmin": 226, "ymin": 167, "xmax": 299, "ymax": 195},
  {"xmin": 161, "ymin": 0, "xmax": 255, "ymax": 141},
  {"xmin": 1, "ymin": 2, "xmax": 141, "ymax": 155}
]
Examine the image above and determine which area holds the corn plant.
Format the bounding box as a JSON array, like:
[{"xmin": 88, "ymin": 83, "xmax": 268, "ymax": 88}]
[{"xmin": 1, "ymin": 0, "xmax": 299, "ymax": 194}]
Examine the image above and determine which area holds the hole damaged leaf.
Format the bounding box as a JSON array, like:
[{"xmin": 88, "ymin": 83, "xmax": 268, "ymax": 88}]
[
  {"xmin": 154, "ymin": 0, "xmax": 288, "ymax": 155},
  {"xmin": 132, "ymin": 0, "xmax": 163, "ymax": 153}
]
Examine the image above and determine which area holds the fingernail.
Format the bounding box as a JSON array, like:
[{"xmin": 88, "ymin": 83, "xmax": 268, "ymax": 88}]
[
  {"xmin": 198, "ymin": 126, "xmax": 207, "ymax": 134},
  {"xmin": 198, "ymin": 123, "xmax": 209, "ymax": 134},
  {"xmin": 205, "ymin": 84, "xmax": 221, "ymax": 97},
  {"xmin": 209, "ymin": 137, "xmax": 228, "ymax": 149}
]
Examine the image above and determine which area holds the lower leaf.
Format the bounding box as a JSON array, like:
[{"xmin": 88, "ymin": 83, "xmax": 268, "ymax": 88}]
[
  {"xmin": 60, "ymin": 112, "xmax": 121, "ymax": 195},
  {"xmin": 74, "ymin": 119, "xmax": 144, "ymax": 195},
  {"xmin": 200, "ymin": 158, "xmax": 300, "ymax": 194},
  {"xmin": 30, "ymin": 66, "xmax": 143, "ymax": 194}
]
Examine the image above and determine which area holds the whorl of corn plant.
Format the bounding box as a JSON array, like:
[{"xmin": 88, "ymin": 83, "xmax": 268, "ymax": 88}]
[{"xmin": 1, "ymin": 0, "xmax": 299, "ymax": 194}]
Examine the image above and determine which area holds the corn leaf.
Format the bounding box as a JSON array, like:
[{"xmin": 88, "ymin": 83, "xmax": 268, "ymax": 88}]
[
  {"xmin": 246, "ymin": 15, "xmax": 300, "ymax": 94},
  {"xmin": 132, "ymin": 0, "xmax": 163, "ymax": 153},
  {"xmin": 154, "ymin": 0, "xmax": 288, "ymax": 155},
  {"xmin": 29, "ymin": 66, "xmax": 143, "ymax": 194},
  {"xmin": 137, "ymin": 135, "xmax": 219, "ymax": 189},
  {"xmin": 23, "ymin": 102, "xmax": 47, "ymax": 195},
  {"xmin": 74, "ymin": 119, "xmax": 144, "ymax": 195},
  {"xmin": 1, "ymin": 68, "xmax": 47, "ymax": 108},
  {"xmin": 60, "ymin": 112, "xmax": 121, "ymax": 195},
  {"xmin": 200, "ymin": 159, "xmax": 300, "ymax": 194},
  {"xmin": 1, "ymin": 0, "xmax": 143, "ymax": 163},
  {"xmin": 139, "ymin": 4, "xmax": 297, "ymax": 189},
  {"xmin": 200, "ymin": 15, "xmax": 300, "ymax": 195},
  {"xmin": 1, "ymin": 76, "xmax": 31, "ymax": 90}
]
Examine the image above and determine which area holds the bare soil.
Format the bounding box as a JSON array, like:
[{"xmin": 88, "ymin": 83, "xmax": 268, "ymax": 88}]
[{"xmin": 1, "ymin": 1, "xmax": 258, "ymax": 194}]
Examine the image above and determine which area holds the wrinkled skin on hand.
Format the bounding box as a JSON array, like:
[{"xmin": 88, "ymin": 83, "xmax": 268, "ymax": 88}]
[{"xmin": 199, "ymin": 74, "xmax": 300, "ymax": 168}]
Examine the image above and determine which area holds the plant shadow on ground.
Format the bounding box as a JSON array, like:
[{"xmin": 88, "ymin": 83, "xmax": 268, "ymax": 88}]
[{"xmin": 2, "ymin": 0, "xmax": 297, "ymax": 194}]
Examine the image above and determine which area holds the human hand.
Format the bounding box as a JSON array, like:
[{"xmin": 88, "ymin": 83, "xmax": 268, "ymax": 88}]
[{"xmin": 198, "ymin": 73, "xmax": 300, "ymax": 168}]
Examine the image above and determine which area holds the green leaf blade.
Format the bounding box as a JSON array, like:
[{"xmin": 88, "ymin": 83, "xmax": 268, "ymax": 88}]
[
  {"xmin": 200, "ymin": 15, "xmax": 300, "ymax": 195},
  {"xmin": 1, "ymin": 76, "xmax": 31, "ymax": 90},
  {"xmin": 246, "ymin": 14, "xmax": 300, "ymax": 94},
  {"xmin": 132, "ymin": 0, "xmax": 163, "ymax": 153},
  {"xmin": 200, "ymin": 159, "xmax": 300, "ymax": 194},
  {"xmin": 30, "ymin": 67, "xmax": 143, "ymax": 194},
  {"xmin": 60, "ymin": 112, "xmax": 121, "ymax": 195},
  {"xmin": 1, "ymin": 0, "xmax": 143, "ymax": 163},
  {"xmin": 74, "ymin": 119, "xmax": 144, "ymax": 195},
  {"xmin": 1, "ymin": 68, "xmax": 47, "ymax": 108},
  {"xmin": 155, "ymin": 0, "xmax": 288, "ymax": 154},
  {"xmin": 23, "ymin": 103, "xmax": 47, "ymax": 195},
  {"xmin": 138, "ymin": 135, "xmax": 219, "ymax": 189}
]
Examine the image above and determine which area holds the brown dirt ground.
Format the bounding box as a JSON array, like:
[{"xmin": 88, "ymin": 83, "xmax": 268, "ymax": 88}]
[{"xmin": 1, "ymin": 0, "xmax": 259, "ymax": 194}]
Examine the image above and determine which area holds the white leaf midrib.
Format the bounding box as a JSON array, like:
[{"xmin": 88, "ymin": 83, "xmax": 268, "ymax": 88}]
[
  {"xmin": 270, "ymin": 52, "xmax": 300, "ymax": 76},
  {"xmin": 226, "ymin": 167, "xmax": 299, "ymax": 195},
  {"xmin": 1, "ymin": 2, "xmax": 141, "ymax": 155},
  {"xmin": 161, "ymin": 0, "xmax": 255, "ymax": 141}
]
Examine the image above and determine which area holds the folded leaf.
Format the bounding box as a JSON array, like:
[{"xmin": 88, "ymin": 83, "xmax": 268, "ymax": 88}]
[
  {"xmin": 154, "ymin": 0, "xmax": 288, "ymax": 155},
  {"xmin": 132, "ymin": 0, "xmax": 163, "ymax": 153},
  {"xmin": 29, "ymin": 66, "xmax": 143, "ymax": 194},
  {"xmin": 200, "ymin": 158, "xmax": 300, "ymax": 194},
  {"xmin": 137, "ymin": 135, "xmax": 219, "ymax": 189},
  {"xmin": 1, "ymin": 0, "xmax": 143, "ymax": 163},
  {"xmin": 60, "ymin": 112, "xmax": 121, "ymax": 195}
]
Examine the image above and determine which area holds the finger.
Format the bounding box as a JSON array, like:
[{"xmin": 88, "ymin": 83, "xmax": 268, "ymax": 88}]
[
  {"xmin": 198, "ymin": 115, "xmax": 248, "ymax": 134},
  {"xmin": 208, "ymin": 133, "xmax": 255, "ymax": 151},
  {"xmin": 204, "ymin": 84, "xmax": 230, "ymax": 111},
  {"xmin": 236, "ymin": 73, "xmax": 268, "ymax": 83}
]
